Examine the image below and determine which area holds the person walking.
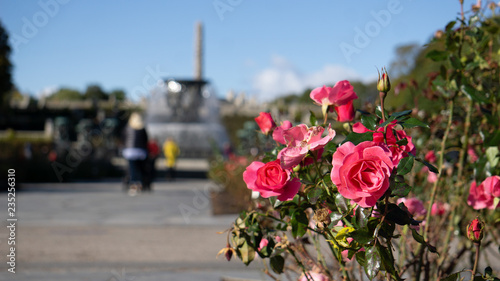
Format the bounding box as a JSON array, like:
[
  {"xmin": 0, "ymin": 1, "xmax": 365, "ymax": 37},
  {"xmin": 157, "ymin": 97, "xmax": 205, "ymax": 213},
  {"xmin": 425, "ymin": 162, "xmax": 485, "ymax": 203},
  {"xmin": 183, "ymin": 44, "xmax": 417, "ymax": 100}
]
[
  {"xmin": 163, "ymin": 136, "xmax": 180, "ymax": 181},
  {"xmin": 122, "ymin": 112, "xmax": 148, "ymax": 196},
  {"xmin": 143, "ymin": 137, "xmax": 160, "ymax": 191}
]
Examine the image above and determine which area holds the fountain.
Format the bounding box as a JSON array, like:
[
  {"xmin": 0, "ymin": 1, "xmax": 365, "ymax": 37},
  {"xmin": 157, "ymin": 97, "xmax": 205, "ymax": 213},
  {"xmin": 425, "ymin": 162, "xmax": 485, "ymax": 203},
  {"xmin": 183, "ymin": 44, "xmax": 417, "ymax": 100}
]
[{"xmin": 145, "ymin": 22, "xmax": 229, "ymax": 158}]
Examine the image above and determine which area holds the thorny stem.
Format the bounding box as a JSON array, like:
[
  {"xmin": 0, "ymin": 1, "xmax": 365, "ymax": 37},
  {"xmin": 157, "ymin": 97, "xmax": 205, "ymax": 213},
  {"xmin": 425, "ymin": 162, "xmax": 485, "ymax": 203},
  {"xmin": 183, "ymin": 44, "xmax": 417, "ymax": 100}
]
[
  {"xmin": 423, "ymin": 99, "xmax": 454, "ymax": 240},
  {"xmin": 457, "ymin": 98, "xmax": 473, "ymax": 184},
  {"xmin": 380, "ymin": 91, "xmax": 387, "ymax": 123},
  {"xmin": 415, "ymin": 99, "xmax": 454, "ymax": 281},
  {"xmin": 471, "ymin": 242, "xmax": 481, "ymax": 281},
  {"xmin": 435, "ymin": 202, "xmax": 458, "ymax": 279}
]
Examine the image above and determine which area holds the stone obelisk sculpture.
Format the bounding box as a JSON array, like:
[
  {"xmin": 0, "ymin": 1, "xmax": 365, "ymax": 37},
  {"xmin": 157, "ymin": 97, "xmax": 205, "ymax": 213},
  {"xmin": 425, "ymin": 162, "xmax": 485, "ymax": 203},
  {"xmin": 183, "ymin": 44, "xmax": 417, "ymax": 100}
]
[{"xmin": 194, "ymin": 21, "xmax": 203, "ymax": 81}]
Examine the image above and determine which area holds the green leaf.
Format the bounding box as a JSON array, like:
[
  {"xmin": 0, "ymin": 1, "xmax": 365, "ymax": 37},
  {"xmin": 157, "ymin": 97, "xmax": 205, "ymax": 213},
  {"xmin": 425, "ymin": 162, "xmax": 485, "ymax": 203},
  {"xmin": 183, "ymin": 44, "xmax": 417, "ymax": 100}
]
[
  {"xmin": 461, "ymin": 85, "xmax": 489, "ymax": 103},
  {"xmin": 329, "ymin": 212, "xmax": 343, "ymax": 228},
  {"xmin": 356, "ymin": 251, "xmax": 367, "ymax": 267},
  {"xmin": 416, "ymin": 157, "xmax": 439, "ymax": 174},
  {"xmin": 389, "ymin": 109, "xmax": 413, "ymax": 119},
  {"xmin": 397, "ymin": 156, "xmax": 414, "ymax": 175},
  {"xmin": 445, "ymin": 20, "xmax": 457, "ymax": 32},
  {"xmin": 485, "ymin": 130, "xmax": 500, "ymax": 147},
  {"xmin": 383, "ymin": 203, "xmax": 413, "ymax": 226},
  {"xmin": 361, "ymin": 114, "xmax": 377, "ymax": 131},
  {"xmin": 391, "ymin": 180, "xmax": 412, "ymax": 198},
  {"xmin": 427, "ymin": 50, "xmax": 448, "ymax": 61},
  {"xmin": 342, "ymin": 132, "xmax": 373, "ymax": 145},
  {"xmin": 351, "ymin": 229, "xmax": 373, "ymax": 245},
  {"xmin": 291, "ymin": 210, "xmax": 309, "ymax": 238},
  {"xmin": 401, "ymin": 117, "xmax": 430, "ymax": 128},
  {"xmin": 354, "ymin": 207, "xmax": 370, "ymax": 228},
  {"xmin": 411, "ymin": 229, "xmax": 438, "ymax": 253},
  {"xmin": 238, "ymin": 241, "xmax": 255, "ymax": 265},
  {"xmin": 335, "ymin": 193, "xmax": 349, "ymax": 214},
  {"xmin": 441, "ymin": 272, "xmax": 460, "ymax": 281},
  {"xmin": 376, "ymin": 243, "xmax": 403, "ymax": 281},
  {"xmin": 270, "ymin": 255, "xmax": 285, "ymax": 274},
  {"xmin": 307, "ymin": 186, "xmax": 323, "ymax": 204},
  {"xmin": 486, "ymin": 146, "xmax": 499, "ymax": 170},
  {"xmin": 364, "ymin": 246, "xmax": 381, "ymax": 280}
]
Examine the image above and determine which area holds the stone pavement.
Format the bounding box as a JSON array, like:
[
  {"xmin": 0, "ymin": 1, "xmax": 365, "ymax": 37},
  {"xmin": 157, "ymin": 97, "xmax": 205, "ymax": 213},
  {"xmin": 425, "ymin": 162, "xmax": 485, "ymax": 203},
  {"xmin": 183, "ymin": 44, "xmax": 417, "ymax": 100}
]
[{"xmin": 0, "ymin": 179, "xmax": 271, "ymax": 281}]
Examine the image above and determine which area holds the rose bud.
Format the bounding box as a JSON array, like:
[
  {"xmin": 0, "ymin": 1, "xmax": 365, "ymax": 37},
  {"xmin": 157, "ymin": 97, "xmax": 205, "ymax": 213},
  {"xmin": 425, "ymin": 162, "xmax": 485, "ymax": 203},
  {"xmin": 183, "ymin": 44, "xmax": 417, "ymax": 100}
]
[
  {"xmin": 255, "ymin": 112, "xmax": 276, "ymax": 135},
  {"xmin": 377, "ymin": 67, "xmax": 391, "ymax": 93},
  {"xmin": 466, "ymin": 218, "xmax": 484, "ymax": 243}
]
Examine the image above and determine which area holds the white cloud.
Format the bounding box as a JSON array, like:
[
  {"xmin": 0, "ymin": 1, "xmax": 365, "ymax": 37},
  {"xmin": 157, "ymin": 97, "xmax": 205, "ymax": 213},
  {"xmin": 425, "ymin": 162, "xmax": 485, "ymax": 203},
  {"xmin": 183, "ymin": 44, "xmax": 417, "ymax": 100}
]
[
  {"xmin": 36, "ymin": 86, "xmax": 59, "ymax": 98},
  {"xmin": 252, "ymin": 55, "xmax": 366, "ymax": 101}
]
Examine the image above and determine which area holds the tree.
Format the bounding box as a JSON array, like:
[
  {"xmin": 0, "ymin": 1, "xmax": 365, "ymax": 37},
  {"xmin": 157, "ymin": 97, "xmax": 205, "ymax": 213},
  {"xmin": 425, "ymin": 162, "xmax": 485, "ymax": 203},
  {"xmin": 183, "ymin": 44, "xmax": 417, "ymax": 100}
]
[
  {"xmin": 389, "ymin": 43, "xmax": 421, "ymax": 78},
  {"xmin": 0, "ymin": 20, "xmax": 14, "ymax": 106},
  {"xmin": 48, "ymin": 88, "xmax": 83, "ymax": 101},
  {"xmin": 83, "ymin": 84, "xmax": 108, "ymax": 100},
  {"xmin": 109, "ymin": 89, "xmax": 126, "ymax": 101}
]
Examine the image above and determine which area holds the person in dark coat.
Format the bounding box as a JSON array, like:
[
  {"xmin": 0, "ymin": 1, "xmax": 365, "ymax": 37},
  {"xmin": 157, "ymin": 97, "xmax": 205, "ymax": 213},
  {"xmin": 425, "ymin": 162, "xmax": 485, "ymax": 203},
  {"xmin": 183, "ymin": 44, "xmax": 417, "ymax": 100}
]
[{"xmin": 122, "ymin": 112, "xmax": 148, "ymax": 195}]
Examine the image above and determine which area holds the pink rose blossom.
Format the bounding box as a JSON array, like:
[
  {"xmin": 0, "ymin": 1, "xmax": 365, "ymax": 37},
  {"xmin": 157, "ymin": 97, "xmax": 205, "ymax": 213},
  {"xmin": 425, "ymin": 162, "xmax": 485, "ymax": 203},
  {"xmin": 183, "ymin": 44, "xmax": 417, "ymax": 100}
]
[
  {"xmin": 427, "ymin": 170, "xmax": 438, "ymax": 183},
  {"xmin": 255, "ymin": 112, "xmax": 276, "ymax": 135},
  {"xmin": 484, "ymin": 175, "xmax": 500, "ymax": 198},
  {"xmin": 353, "ymin": 121, "xmax": 416, "ymax": 165},
  {"xmin": 278, "ymin": 124, "xmax": 335, "ymax": 169},
  {"xmin": 331, "ymin": 141, "xmax": 394, "ymax": 208},
  {"xmin": 431, "ymin": 202, "xmax": 450, "ymax": 216},
  {"xmin": 310, "ymin": 81, "xmax": 358, "ymax": 108},
  {"xmin": 397, "ymin": 197, "xmax": 427, "ymax": 218},
  {"xmin": 272, "ymin": 120, "xmax": 293, "ymax": 145},
  {"xmin": 424, "ymin": 151, "xmax": 437, "ymax": 163},
  {"xmin": 334, "ymin": 100, "xmax": 356, "ymax": 122},
  {"xmin": 243, "ymin": 159, "xmax": 301, "ymax": 201},
  {"xmin": 258, "ymin": 238, "xmax": 269, "ymax": 251},
  {"xmin": 467, "ymin": 180, "xmax": 495, "ymax": 210},
  {"xmin": 468, "ymin": 176, "xmax": 500, "ymax": 210},
  {"xmin": 467, "ymin": 145, "xmax": 479, "ymax": 163}
]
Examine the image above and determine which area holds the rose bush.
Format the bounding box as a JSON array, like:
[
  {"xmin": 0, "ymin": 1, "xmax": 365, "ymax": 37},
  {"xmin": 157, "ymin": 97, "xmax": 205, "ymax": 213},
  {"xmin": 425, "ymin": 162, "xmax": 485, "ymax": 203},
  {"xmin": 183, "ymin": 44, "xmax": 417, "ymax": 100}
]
[{"xmin": 220, "ymin": 4, "xmax": 500, "ymax": 280}]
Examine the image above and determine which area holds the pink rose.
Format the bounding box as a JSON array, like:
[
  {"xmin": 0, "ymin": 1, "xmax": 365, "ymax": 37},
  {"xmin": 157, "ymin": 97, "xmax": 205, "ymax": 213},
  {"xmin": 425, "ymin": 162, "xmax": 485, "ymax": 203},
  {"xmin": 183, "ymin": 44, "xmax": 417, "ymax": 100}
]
[
  {"xmin": 353, "ymin": 121, "xmax": 416, "ymax": 165},
  {"xmin": 467, "ymin": 145, "xmax": 479, "ymax": 163},
  {"xmin": 484, "ymin": 175, "xmax": 500, "ymax": 198},
  {"xmin": 468, "ymin": 176, "xmax": 500, "ymax": 209},
  {"xmin": 310, "ymin": 81, "xmax": 358, "ymax": 108},
  {"xmin": 258, "ymin": 238, "xmax": 269, "ymax": 251},
  {"xmin": 331, "ymin": 141, "xmax": 394, "ymax": 208},
  {"xmin": 334, "ymin": 100, "xmax": 355, "ymax": 122},
  {"xmin": 397, "ymin": 197, "xmax": 427, "ymax": 218},
  {"xmin": 255, "ymin": 112, "xmax": 276, "ymax": 135},
  {"xmin": 278, "ymin": 124, "xmax": 335, "ymax": 169},
  {"xmin": 467, "ymin": 181, "xmax": 495, "ymax": 210},
  {"xmin": 272, "ymin": 120, "xmax": 293, "ymax": 145},
  {"xmin": 243, "ymin": 159, "xmax": 301, "ymax": 201},
  {"xmin": 431, "ymin": 202, "xmax": 450, "ymax": 216},
  {"xmin": 424, "ymin": 151, "xmax": 437, "ymax": 163}
]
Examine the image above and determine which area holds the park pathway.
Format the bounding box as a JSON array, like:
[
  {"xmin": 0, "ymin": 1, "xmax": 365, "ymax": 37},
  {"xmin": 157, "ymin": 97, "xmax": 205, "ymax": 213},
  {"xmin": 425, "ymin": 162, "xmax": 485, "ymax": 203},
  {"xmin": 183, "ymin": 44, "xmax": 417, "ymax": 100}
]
[{"xmin": 0, "ymin": 179, "xmax": 268, "ymax": 281}]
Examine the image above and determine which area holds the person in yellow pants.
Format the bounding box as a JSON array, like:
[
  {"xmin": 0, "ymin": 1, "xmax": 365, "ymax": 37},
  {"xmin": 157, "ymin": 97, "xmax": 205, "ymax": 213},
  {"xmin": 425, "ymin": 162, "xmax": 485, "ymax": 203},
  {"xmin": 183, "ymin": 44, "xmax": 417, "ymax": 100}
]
[{"xmin": 163, "ymin": 137, "xmax": 180, "ymax": 180}]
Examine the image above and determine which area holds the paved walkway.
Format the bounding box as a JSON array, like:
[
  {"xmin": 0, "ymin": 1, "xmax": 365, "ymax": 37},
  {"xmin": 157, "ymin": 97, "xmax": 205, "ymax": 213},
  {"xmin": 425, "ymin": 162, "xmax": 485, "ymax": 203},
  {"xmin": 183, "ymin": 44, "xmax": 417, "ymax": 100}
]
[{"xmin": 0, "ymin": 179, "xmax": 270, "ymax": 281}]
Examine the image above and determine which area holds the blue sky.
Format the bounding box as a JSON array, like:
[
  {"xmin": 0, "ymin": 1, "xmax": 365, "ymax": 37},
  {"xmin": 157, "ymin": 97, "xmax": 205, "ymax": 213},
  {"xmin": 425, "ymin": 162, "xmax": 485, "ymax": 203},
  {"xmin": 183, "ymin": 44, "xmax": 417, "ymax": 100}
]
[{"xmin": 0, "ymin": 0, "xmax": 478, "ymax": 102}]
